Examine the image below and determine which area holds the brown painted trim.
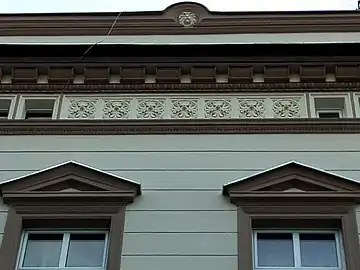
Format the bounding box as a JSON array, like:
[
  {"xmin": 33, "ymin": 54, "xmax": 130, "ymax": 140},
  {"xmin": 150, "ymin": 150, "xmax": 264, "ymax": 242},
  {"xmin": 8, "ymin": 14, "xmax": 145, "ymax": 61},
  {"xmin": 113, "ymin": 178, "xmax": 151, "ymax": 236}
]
[
  {"xmin": 238, "ymin": 207, "xmax": 252, "ymax": 270},
  {"xmin": 236, "ymin": 207, "xmax": 360, "ymax": 270},
  {"xmin": 341, "ymin": 208, "xmax": 360, "ymax": 270},
  {"xmin": 0, "ymin": 118, "xmax": 359, "ymax": 135},
  {"xmin": 0, "ymin": 208, "xmax": 22, "ymax": 270},
  {"xmin": 0, "ymin": 162, "xmax": 141, "ymax": 270},
  {"xmin": 108, "ymin": 210, "xmax": 126, "ymax": 270},
  {"xmin": 1, "ymin": 2, "xmax": 360, "ymax": 36},
  {"xmin": 1, "ymin": 82, "xmax": 360, "ymax": 93},
  {"xmin": 224, "ymin": 162, "xmax": 360, "ymax": 270}
]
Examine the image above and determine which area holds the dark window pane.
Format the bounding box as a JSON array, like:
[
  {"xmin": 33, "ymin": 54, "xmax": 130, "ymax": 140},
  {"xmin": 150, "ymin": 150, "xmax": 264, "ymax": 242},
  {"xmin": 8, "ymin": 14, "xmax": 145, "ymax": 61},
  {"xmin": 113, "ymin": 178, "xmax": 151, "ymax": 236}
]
[
  {"xmin": 22, "ymin": 234, "xmax": 63, "ymax": 267},
  {"xmin": 300, "ymin": 233, "xmax": 338, "ymax": 267},
  {"xmin": 318, "ymin": 112, "xmax": 340, "ymax": 118},
  {"xmin": 257, "ymin": 233, "xmax": 294, "ymax": 267},
  {"xmin": 66, "ymin": 233, "xmax": 106, "ymax": 267}
]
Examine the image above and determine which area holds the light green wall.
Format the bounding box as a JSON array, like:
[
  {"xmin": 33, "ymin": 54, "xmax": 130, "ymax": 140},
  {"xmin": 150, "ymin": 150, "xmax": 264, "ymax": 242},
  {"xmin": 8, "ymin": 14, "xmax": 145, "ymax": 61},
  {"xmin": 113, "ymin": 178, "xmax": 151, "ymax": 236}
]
[{"xmin": 0, "ymin": 134, "xmax": 360, "ymax": 270}]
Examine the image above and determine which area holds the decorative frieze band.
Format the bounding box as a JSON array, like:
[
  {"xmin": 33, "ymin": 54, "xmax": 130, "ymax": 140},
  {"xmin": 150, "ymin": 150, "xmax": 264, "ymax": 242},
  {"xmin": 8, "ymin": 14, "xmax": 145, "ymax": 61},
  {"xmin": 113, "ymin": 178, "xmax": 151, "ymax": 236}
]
[
  {"xmin": 1, "ymin": 64, "xmax": 360, "ymax": 85},
  {"xmin": 60, "ymin": 95, "xmax": 307, "ymax": 120}
]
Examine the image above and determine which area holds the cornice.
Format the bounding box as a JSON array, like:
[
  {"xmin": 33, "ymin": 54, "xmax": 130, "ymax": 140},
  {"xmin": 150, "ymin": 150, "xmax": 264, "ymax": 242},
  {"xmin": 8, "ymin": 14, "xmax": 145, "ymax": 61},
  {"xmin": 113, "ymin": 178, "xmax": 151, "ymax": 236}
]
[
  {"xmin": 0, "ymin": 119, "xmax": 360, "ymax": 135},
  {"xmin": 1, "ymin": 82, "xmax": 360, "ymax": 93},
  {"xmin": 1, "ymin": 2, "xmax": 360, "ymax": 36}
]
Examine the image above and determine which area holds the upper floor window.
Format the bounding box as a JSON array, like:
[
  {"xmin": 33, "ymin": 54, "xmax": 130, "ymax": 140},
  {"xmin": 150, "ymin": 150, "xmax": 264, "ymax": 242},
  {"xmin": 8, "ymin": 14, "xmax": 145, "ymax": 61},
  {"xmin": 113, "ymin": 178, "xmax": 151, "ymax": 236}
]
[
  {"xmin": 223, "ymin": 161, "xmax": 360, "ymax": 270},
  {"xmin": 254, "ymin": 230, "xmax": 342, "ymax": 269},
  {"xmin": 15, "ymin": 96, "xmax": 60, "ymax": 120},
  {"xmin": 0, "ymin": 161, "xmax": 141, "ymax": 270},
  {"xmin": 19, "ymin": 231, "xmax": 108, "ymax": 270},
  {"xmin": 309, "ymin": 95, "xmax": 352, "ymax": 118}
]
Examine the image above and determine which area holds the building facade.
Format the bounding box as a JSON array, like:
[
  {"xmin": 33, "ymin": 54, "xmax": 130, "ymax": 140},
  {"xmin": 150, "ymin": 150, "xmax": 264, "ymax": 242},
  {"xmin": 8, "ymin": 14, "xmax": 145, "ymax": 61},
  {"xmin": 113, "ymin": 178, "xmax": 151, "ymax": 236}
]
[{"xmin": 0, "ymin": 2, "xmax": 360, "ymax": 270}]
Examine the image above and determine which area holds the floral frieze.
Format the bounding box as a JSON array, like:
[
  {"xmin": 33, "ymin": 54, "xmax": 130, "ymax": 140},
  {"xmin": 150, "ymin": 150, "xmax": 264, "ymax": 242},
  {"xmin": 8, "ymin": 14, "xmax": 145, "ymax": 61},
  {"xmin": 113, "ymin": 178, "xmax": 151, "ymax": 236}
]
[{"xmin": 61, "ymin": 95, "xmax": 306, "ymax": 120}]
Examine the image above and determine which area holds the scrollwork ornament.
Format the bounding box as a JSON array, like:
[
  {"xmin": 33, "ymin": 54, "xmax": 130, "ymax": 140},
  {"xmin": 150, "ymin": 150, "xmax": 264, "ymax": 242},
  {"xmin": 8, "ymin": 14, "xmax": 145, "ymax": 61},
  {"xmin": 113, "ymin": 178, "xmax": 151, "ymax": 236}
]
[
  {"xmin": 68, "ymin": 100, "xmax": 97, "ymax": 119},
  {"xmin": 204, "ymin": 99, "xmax": 232, "ymax": 119},
  {"xmin": 272, "ymin": 99, "xmax": 300, "ymax": 118},
  {"xmin": 171, "ymin": 99, "xmax": 198, "ymax": 119},
  {"xmin": 238, "ymin": 99, "xmax": 265, "ymax": 118},
  {"xmin": 178, "ymin": 11, "xmax": 198, "ymax": 28},
  {"xmin": 137, "ymin": 99, "xmax": 165, "ymax": 119},
  {"xmin": 103, "ymin": 100, "xmax": 131, "ymax": 119}
]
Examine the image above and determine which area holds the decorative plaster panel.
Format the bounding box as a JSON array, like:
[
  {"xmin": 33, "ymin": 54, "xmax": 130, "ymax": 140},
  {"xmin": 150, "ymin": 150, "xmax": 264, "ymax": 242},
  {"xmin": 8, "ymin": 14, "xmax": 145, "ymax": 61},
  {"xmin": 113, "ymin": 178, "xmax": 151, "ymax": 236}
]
[
  {"xmin": 271, "ymin": 98, "xmax": 301, "ymax": 118},
  {"xmin": 68, "ymin": 100, "xmax": 98, "ymax": 119},
  {"xmin": 61, "ymin": 95, "xmax": 307, "ymax": 120}
]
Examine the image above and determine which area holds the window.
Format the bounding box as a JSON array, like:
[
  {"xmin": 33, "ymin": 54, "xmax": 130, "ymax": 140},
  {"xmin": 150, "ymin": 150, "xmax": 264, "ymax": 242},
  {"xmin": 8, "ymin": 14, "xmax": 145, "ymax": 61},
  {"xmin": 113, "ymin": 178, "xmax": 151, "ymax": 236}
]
[
  {"xmin": 16, "ymin": 96, "xmax": 60, "ymax": 120},
  {"xmin": 317, "ymin": 109, "xmax": 342, "ymax": 119},
  {"xmin": 18, "ymin": 231, "xmax": 108, "ymax": 270},
  {"xmin": 0, "ymin": 99, "xmax": 12, "ymax": 119},
  {"xmin": 24, "ymin": 99, "xmax": 55, "ymax": 119},
  {"xmin": 223, "ymin": 161, "xmax": 360, "ymax": 270},
  {"xmin": 0, "ymin": 161, "xmax": 141, "ymax": 270},
  {"xmin": 309, "ymin": 95, "xmax": 352, "ymax": 118},
  {"xmin": 253, "ymin": 231, "xmax": 342, "ymax": 269}
]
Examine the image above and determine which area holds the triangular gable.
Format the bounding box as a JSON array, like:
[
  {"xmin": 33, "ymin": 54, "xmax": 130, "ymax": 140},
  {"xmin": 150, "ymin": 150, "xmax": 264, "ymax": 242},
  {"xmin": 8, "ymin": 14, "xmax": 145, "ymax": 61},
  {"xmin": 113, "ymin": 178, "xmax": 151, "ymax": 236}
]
[
  {"xmin": 0, "ymin": 160, "xmax": 141, "ymax": 195},
  {"xmin": 223, "ymin": 161, "xmax": 360, "ymax": 196}
]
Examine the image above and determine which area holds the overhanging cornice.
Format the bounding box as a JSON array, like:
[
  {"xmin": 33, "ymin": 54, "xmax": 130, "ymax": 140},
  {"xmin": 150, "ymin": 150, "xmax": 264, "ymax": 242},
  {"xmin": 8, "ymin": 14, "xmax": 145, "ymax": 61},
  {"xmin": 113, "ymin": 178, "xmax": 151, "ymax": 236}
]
[{"xmin": 1, "ymin": 1, "xmax": 360, "ymax": 37}]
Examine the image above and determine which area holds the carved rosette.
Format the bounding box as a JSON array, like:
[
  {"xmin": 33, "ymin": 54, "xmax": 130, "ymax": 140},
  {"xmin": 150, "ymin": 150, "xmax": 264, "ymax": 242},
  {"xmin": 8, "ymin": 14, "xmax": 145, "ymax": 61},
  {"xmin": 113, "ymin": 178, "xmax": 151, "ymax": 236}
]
[
  {"xmin": 137, "ymin": 99, "xmax": 165, "ymax": 119},
  {"xmin": 272, "ymin": 99, "xmax": 300, "ymax": 118},
  {"xmin": 171, "ymin": 99, "xmax": 198, "ymax": 119},
  {"xmin": 102, "ymin": 100, "xmax": 131, "ymax": 119},
  {"xmin": 238, "ymin": 99, "xmax": 265, "ymax": 118},
  {"xmin": 178, "ymin": 11, "xmax": 198, "ymax": 28},
  {"xmin": 68, "ymin": 100, "xmax": 97, "ymax": 119},
  {"xmin": 204, "ymin": 99, "xmax": 232, "ymax": 118}
]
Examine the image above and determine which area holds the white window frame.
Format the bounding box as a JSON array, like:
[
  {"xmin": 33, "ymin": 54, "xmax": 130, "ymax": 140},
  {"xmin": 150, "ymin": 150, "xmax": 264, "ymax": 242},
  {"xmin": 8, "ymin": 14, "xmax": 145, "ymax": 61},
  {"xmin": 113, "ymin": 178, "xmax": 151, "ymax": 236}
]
[
  {"xmin": 17, "ymin": 230, "xmax": 109, "ymax": 270},
  {"xmin": 316, "ymin": 109, "xmax": 343, "ymax": 118},
  {"xmin": 15, "ymin": 95, "xmax": 61, "ymax": 120},
  {"xmin": 253, "ymin": 230, "xmax": 343, "ymax": 270},
  {"xmin": 309, "ymin": 93, "xmax": 352, "ymax": 118},
  {"xmin": 0, "ymin": 95, "xmax": 17, "ymax": 119}
]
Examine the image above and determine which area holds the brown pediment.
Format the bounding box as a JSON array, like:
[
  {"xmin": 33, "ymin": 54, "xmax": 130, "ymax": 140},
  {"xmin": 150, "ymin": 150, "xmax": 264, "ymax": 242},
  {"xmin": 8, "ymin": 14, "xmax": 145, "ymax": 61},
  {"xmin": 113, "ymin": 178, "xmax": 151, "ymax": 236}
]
[
  {"xmin": 223, "ymin": 161, "xmax": 360, "ymax": 203},
  {"xmin": 0, "ymin": 161, "xmax": 141, "ymax": 206}
]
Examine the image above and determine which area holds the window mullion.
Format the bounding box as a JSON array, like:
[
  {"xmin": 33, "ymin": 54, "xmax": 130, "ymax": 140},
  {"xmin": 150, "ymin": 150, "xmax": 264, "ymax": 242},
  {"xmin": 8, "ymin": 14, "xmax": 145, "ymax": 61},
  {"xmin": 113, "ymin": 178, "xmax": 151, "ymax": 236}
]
[
  {"xmin": 17, "ymin": 232, "xmax": 29, "ymax": 268},
  {"xmin": 253, "ymin": 231, "xmax": 259, "ymax": 268},
  {"xmin": 59, "ymin": 233, "xmax": 70, "ymax": 267},
  {"xmin": 293, "ymin": 232, "xmax": 301, "ymax": 268}
]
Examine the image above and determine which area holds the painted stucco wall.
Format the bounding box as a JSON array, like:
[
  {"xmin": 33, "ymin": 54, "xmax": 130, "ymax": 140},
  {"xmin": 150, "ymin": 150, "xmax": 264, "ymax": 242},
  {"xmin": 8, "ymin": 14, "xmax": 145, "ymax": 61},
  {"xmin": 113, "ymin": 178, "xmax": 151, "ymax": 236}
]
[{"xmin": 0, "ymin": 134, "xmax": 360, "ymax": 270}]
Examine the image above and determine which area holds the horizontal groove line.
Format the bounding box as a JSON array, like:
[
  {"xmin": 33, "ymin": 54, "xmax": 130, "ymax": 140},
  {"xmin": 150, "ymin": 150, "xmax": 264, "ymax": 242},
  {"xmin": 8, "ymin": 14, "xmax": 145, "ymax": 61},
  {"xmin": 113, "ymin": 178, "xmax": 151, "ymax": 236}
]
[
  {"xmin": 126, "ymin": 210, "xmax": 236, "ymax": 212},
  {"xmin": 0, "ymin": 169, "xmax": 359, "ymax": 172},
  {"xmin": 137, "ymin": 189, "xmax": 223, "ymax": 191},
  {"xmin": 122, "ymin": 254, "xmax": 236, "ymax": 257},
  {"xmin": 0, "ymin": 150, "xmax": 359, "ymax": 153},
  {"xmin": 125, "ymin": 210, "xmax": 236, "ymax": 212},
  {"xmin": 123, "ymin": 232, "xmax": 236, "ymax": 234}
]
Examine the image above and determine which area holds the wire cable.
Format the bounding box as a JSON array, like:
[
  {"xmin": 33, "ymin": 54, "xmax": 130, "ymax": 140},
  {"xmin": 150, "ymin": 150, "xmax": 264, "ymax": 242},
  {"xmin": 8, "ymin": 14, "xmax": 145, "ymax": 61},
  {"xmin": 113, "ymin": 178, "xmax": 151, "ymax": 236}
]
[{"xmin": 61, "ymin": 11, "xmax": 123, "ymax": 92}]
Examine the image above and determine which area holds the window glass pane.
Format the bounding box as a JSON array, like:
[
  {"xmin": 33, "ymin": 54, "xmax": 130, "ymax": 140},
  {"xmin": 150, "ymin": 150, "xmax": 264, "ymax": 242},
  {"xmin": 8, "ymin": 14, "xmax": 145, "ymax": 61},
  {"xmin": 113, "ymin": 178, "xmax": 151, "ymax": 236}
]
[
  {"xmin": 300, "ymin": 233, "xmax": 338, "ymax": 267},
  {"xmin": 22, "ymin": 233, "xmax": 63, "ymax": 267},
  {"xmin": 66, "ymin": 233, "xmax": 106, "ymax": 267},
  {"xmin": 256, "ymin": 233, "xmax": 294, "ymax": 267}
]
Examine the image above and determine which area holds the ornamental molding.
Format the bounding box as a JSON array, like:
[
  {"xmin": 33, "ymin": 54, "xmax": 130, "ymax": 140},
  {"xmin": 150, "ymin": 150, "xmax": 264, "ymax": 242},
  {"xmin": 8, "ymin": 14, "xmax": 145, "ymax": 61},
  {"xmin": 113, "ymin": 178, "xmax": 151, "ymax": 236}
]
[
  {"xmin": 102, "ymin": 100, "xmax": 131, "ymax": 119},
  {"xmin": 2, "ymin": 82, "xmax": 360, "ymax": 93},
  {"xmin": 0, "ymin": 119, "xmax": 360, "ymax": 135},
  {"xmin": 171, "ymin": 99, "xmax": 199, "ymax": 119},
  {"xmin": 61, "ymin": 95, "xmax": 306, "ymax": 120},
  {"xmin": 204, "ymin": 99, "xmax": 232, "ymax": 119},
  {"xmin": 136, "ymin": 99, "xmax": 165, "ymax": 119},
  {"xmin": 2, "ymin": 2, "xmax": 360, "ymax": 37},
  {"xmin": 68, "ymin": 100, "xmax": 97, "ymax": 119},
  {"xmin": 238, "ymin": 99, "xmax": 266, "ymax": 118},
  {"xmin": 272, "ymin": 98, "xmax": 301, "ymax": 118},
  {"xmin": 178, "ymin": 11, "xmax": 198, "ymax": 27}
]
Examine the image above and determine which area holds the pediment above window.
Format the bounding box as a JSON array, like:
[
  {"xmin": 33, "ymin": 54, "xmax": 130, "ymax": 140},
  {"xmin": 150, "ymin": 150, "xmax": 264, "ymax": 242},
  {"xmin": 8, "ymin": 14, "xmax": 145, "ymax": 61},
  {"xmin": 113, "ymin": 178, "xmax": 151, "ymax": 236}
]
[
  {"xmin": 223, "ymin": 161, "xmax": 360, "ymax": 204},
  {"xmin": 0, "ymin": 161, "xmax": 141, "ymax": 207}
]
